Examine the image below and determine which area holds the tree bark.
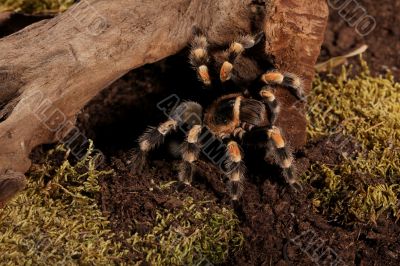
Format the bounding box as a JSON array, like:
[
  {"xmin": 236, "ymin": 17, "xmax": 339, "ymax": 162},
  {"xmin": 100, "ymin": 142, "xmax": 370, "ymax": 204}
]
[
  {"xmin": 265, "ymin": 0, "xmax": 329, "ymax": 149},
  {"xmin": 0, "ymin": 0, "xmax": 328, "ymax": 204}
]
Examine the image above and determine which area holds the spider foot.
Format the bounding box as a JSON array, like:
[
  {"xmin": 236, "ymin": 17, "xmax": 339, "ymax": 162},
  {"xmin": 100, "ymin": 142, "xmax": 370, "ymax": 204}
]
[
  {"xmin": 261, "ymin": 71, "xmax": 306, "ymax": 101},
  {"xmin": 178, "ymin": 161, "xmax": 195, "ymax": 186},
  {"xmin": 286, "ymin": 176, "xmax": 303, "ymax": 192},
  {"xmin": 225, "ymin": 141, "xmax": 246, "ymax": 200},
  {"xmin": 130, "ymin": 150, "xmax": 148, "ymax": 175}
]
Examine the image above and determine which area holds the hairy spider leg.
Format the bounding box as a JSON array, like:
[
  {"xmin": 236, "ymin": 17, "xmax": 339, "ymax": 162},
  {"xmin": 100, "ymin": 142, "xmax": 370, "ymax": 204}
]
[
  {"xmin": 189, "ymin": 34, "xmax": 211, "ymax": 85},
  {"xmin": 179, "ymin": 124, "xmax": 203, "ymax": 185},
  {"xmin": 220, "ymin": 34, "xmax": 261, "ymax": 82},
  {"xmin": 133, "ymin": 101, "xmax": 203, "ymax": 174},
  {"xmin": 259, "ymin": 86, "xmax": 280, "ymax": 126},
  {"xmin": 225, "ymin": 140, "xmax": 246, "ymax": 200},
  {"xmin": 266, "ymin": 126, "xmax": 300, "ymax": 188},
  {"xmin": 132, "ymin": 119, "xmax": 178, "ymax": 173},
  {"xmin": 261, "ymin": 70, "xmax": 306, "ymax": 101}
]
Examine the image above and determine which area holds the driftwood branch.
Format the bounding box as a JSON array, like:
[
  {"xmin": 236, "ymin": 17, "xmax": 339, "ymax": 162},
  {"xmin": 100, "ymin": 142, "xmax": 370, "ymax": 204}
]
[{"xmin": 0, "ymin": 0, "xmax": 328, "ymax": 205}]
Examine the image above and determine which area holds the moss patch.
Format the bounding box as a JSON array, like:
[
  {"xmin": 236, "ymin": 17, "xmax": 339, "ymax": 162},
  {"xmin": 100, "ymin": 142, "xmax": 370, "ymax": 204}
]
[
  {"xmin": 0, "ymin": 143, "xmax": 128, "ymax": 265},
  {"xmin": 0, "ymin": 0, "xmax": 75, "ymax": 13},
  {"xmin": 127, "ymin": 195, "xmax": 243, "ymax": 265},
  {"xmin": 0, "ymin": 143, "xmax": 242, "ymax": 264},
  {"xmin": 305, "ymin": 58, "xmax": 400, "ymax": 225}
]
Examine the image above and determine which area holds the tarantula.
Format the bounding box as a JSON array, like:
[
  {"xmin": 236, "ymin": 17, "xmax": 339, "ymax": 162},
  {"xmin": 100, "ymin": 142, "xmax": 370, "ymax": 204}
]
[{"xmin": 131, "ymin": 30, "xmax": 305, "ymax": 200}]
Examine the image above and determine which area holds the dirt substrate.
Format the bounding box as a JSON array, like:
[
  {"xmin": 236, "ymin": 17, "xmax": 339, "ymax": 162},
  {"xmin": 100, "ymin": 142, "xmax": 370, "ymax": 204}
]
[
  {"xmin": 73, "ymin": 57, "xmax": 399, "ymax": 265},
  {"xmin": 73, "ymin": 2, "xmax": 400, "ymax": 262},
  {"xmin": 2, "ymin": 1, "xmax": 400, "ymax": 264},
  {"xmin": 320, "ymin": 0, "xmax": 400, "ymax": 78}
]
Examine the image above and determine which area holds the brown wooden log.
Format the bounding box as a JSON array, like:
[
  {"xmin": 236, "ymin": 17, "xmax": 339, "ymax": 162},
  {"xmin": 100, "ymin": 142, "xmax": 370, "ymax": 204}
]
[
  {"xmin": 265, "ymin": 0, "xmax": 329, "ymax": 149},
  {"xmin": 0, "ymin": 0, "xmax": 328, "ymax": 206}
]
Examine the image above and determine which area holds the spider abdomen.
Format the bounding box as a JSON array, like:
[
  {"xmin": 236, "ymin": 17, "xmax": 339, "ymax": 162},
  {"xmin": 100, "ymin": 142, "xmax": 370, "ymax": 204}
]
[
  {"xmin": 239, "ymin": 98, "xmax": 268, "ymax": 129},
  {"xmin": 204, "ymin": 94, "xmax": 269, "ymax": 138}
]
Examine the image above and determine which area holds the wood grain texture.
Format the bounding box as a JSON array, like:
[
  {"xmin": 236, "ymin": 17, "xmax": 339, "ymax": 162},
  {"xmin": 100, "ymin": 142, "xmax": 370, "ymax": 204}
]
[{"xmin": 265, "ymin": 0, "xmax": 329, "ymax": 149}]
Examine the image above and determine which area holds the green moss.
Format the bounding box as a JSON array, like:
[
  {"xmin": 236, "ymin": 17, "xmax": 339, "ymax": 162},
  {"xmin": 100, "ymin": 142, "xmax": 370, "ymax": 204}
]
[
  {"xmin": 128, "ymin": 196, "xmax": 243, "ymax": 265},
  {"xmin": 306, "ymin": 58, "xmax": 400, "ymax": 225},
  {"xmin": 0, "ymin": 143, "xmax": 242, "ymax": 264},
  {"xmin": 0, "ymin": 0, "xmax": 75, "ymax": 13},
  {"xmin": 0, "ymin": 142, "xmax": 126, "ymax": 265},
  {"xmin": 109, "ymin": 193, "xmax": 242, "ymax": 265}
]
